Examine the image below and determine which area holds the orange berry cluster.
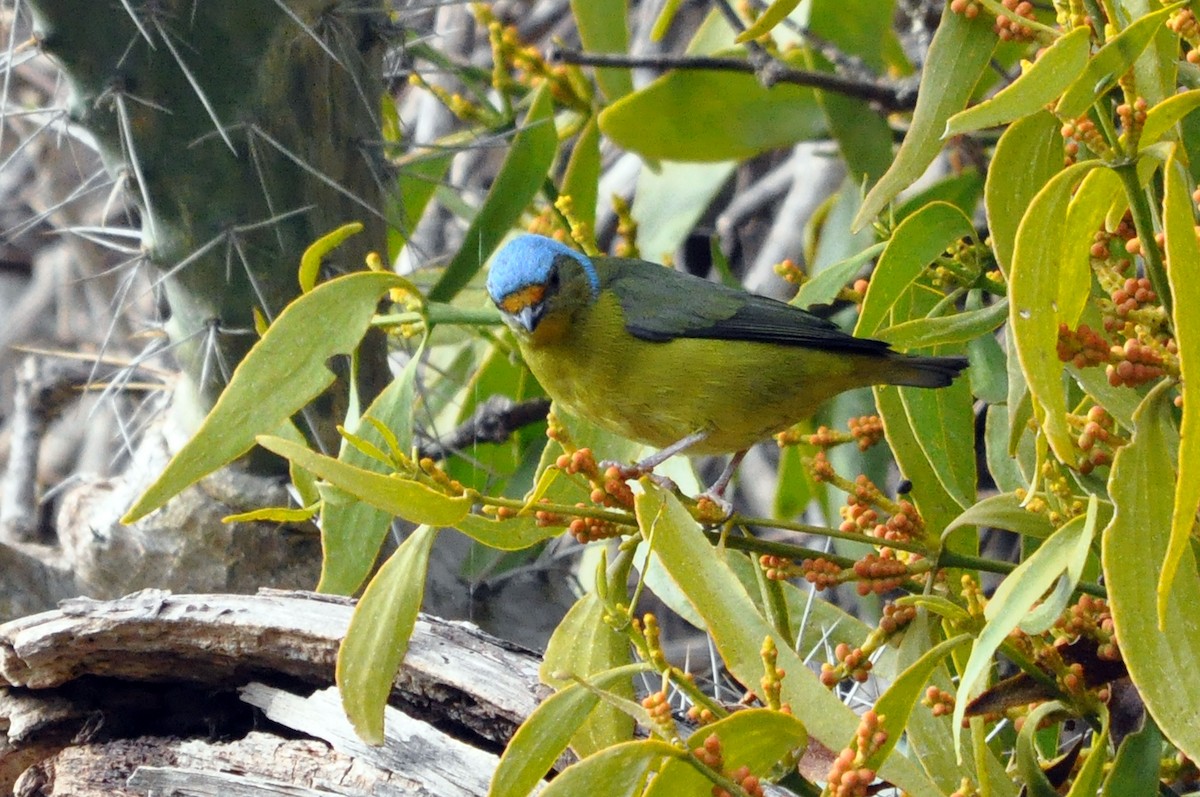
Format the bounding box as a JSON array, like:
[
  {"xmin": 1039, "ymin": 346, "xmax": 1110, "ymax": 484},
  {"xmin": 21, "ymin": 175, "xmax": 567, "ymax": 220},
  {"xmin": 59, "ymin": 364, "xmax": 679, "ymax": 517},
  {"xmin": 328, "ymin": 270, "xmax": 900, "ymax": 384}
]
[
  {"xmin": 759, "ymin": 554, "xmax": 803, "ymax": 581},
  {"xmin": 1057, "ymin": 323, "xmax": 1110, "ymax": 368},
  {"xmin": 641, "ymin": 690, "xmax": 672, "ymax": 725},
  {"xmin": 821, "ymin": 642, "xmax": 872, "ymax": 687},
  {"xmin": 826, "ymin": 710, "xmax": 886, "ymax": 797},
  {"xmin": 773, "ymin": 258, "xmax": 804, "ymax": 285},
  {"xmin": 1061, "ymin": 117, "xmax": 1109, "ymax": 164},
  {"xmin": 1116, "ymin": 97, "xmax": 1148, "ymax": 140},
  {"xmin": 923, "ymin": 685, "xmax": 956, "ymax": 717},
  {"xmin": 808, "ymin": 451, "xmax": 837, "ymax": 481},
  {"xmin": 994, "ymin": 0, "xmax": 1036, "ymax": 41},
  {"xmin": 686, "ymin": 703, "xmax": 717, "ymax": 726},
  {"xmin": 949, "ymin": 0, "xmax": 981, "ymax": 19},
  {"xmin": 1110, "ymin": 275, "xmax": 1156, "ymax": 317},
  {"xmin": 847, "ymin": 415, "xmax": 884, "ymax": 451},
  {"xmin": 554, "ymin": 448, "xmax": 635, "ymax": 509},
  {"xmin": 878, "ymin": 602, "xmax": 917, "ymax": 634},
  {"xmin": 1074, "ymin": 406, "xmax": 1118, "ymax": 475},
  {"xmin": 713, "ymin": 766, "xmax": 764, "ymax": 797},
  {"xmin": 872, "ymin": 500, "xmax": 923, "ymax": 543},
  {"xmin": 418, "ymin": 457, "xmax": 466, "ymax": 495},
  {"xmin": 801, "ymin": 556, "xmax": 843, "ymax": 590},
  {"xmin": 533, "ymin": 501, "xmax": 563, "ymax": 527},
  {"xmin": 566, "ymin": 514, "xmax": 621, "ymax": 543},
  {"xmin": 1106, "ymin": 337, "xmax": 1166, "ymax": 387},
  {"xmin": 1057, "ymin": 594, "xmax": 1119, "ymax": 661},
  {"xmin": 1169, "ymin": 8, "xmax": 1200, "ymax": 64},
  {"xmin": 852, "ymin": 551, "xmax": 909, "ymax": 596}
]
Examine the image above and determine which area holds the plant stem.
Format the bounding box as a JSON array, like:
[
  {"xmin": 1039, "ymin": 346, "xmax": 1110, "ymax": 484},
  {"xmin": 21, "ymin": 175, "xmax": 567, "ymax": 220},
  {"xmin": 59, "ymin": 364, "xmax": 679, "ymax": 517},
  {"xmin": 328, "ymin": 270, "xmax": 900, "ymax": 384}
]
[{"xmin": 1114, "ymin": 160, "xmax": 1173, "ymax": 316}]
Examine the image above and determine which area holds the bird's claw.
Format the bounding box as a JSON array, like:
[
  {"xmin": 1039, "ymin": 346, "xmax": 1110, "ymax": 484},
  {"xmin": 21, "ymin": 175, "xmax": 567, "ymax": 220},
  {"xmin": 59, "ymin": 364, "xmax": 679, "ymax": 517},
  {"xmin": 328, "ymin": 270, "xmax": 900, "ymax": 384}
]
[{"xmin": 599, "ymin": 459, "xmax": 677, "ymax": 492}]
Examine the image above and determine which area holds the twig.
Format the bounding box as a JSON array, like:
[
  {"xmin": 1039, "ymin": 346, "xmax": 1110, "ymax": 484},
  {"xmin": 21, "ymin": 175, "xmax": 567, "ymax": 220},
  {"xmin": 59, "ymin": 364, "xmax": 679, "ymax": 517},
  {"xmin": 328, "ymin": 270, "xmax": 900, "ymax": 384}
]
[
  {"xmin": 418, "ymin": 396, "xmax": 551, "ymax": 461},
  {"xmin": 550, "ymin": 48, "xmax": 915, "ymax": 111}
]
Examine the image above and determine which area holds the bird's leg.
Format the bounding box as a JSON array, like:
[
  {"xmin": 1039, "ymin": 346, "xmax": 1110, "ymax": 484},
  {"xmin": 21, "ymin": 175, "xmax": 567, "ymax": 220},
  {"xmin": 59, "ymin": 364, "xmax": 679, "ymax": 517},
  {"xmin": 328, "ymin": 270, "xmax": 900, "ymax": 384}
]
[
  {"xmin": 603, "ymin": 430, "xmax": 710, "ymax": 483},
  {"xmin": 696, "ymin": 449, "xmax": 747, "ymax": 519}
]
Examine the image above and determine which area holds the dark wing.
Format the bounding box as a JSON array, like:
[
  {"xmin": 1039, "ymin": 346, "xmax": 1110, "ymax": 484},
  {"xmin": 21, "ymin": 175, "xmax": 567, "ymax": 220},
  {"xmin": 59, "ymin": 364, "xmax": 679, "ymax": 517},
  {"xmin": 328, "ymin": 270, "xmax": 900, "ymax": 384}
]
[{"xmin": 594, "ymin": 257, "xmax": 891, "ymax": 356}]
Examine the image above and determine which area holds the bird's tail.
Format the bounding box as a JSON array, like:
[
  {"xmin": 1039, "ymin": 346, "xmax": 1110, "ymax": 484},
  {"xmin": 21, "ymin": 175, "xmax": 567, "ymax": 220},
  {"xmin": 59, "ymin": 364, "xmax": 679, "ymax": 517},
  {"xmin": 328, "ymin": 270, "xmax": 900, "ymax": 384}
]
[{"xmin": 886, "ymin": 353, "xmax": 970, "ymax": 388}]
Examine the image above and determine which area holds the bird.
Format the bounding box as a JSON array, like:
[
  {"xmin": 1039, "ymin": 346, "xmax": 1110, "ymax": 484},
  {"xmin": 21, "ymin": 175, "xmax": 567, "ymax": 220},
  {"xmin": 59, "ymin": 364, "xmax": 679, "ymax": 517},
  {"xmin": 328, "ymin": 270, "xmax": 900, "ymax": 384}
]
[{"xmin": 485, "ymin": 233, "xmax": 969, "ymax": 500}]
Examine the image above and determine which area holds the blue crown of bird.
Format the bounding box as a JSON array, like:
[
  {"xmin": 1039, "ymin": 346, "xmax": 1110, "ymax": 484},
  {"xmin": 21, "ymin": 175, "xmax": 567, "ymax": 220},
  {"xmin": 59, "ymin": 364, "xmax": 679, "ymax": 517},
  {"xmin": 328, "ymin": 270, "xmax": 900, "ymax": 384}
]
[{"xmin": 486, "ymin": 233, "xmax": 968, "ymax": 501}]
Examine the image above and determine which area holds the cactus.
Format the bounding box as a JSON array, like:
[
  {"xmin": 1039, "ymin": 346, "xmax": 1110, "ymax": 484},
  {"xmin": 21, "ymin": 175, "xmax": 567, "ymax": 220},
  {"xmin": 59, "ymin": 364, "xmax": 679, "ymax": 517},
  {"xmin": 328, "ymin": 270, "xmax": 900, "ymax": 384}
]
[{"xmin": 23, "ymin": 0, "xmax": 392, "ymax": 449}]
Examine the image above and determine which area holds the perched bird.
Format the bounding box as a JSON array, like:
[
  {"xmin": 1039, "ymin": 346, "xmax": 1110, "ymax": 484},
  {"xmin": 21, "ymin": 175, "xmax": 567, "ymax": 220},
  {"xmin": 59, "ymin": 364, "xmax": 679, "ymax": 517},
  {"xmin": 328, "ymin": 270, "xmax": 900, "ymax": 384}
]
[{"xmin": 486, "ymin": 234, "xmax": 969, "ymax": 497}]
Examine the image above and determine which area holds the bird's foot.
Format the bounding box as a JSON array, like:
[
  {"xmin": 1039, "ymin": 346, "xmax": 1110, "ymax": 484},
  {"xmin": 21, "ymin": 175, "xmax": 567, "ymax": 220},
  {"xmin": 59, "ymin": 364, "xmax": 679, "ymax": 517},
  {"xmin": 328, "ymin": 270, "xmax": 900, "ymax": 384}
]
[{"xmin": 599, "ymin": 459, "xmax": 677, "ymax": 493}]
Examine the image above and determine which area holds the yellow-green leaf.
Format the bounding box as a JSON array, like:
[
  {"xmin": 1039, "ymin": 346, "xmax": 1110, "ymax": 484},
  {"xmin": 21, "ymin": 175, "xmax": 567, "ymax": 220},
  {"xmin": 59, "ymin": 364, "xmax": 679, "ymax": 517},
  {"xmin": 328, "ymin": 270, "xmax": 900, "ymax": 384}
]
[
  {"xmin": 985, "ymin": 111, "xmax": 1064, "ymax": 277},
  {"xmin": 1157, "ymin": 151, "xmax": 1200, "ymax": 624},
  {"xmin": 256, "ymin": 435, "xmax": 471, "ymax": 526},
  {"xmin": 539, "ymin": 739, "xmax": 675, "ymax": 797},
  {"xmin": 299, "ymin": 222, "xmax": 364, "ymax": 294},
  {"xmin": 570, "ymin": 0, "xmax": 633, "ymax": 102},
  {"xmin": 337, "ymin": 524, "xmax": 438, "ymax": 743},
  {"xmin": 1141, "ymin": 88, "xmax": 1200, "ymax": 147},
  {"xmin": 946, "ymin": 27, "xmax": 1091, "ymax": 136},
  {"xmin": 735, "ymin": 0, "xmax": 801, "ymax": 42},
  {"xmin": 1103, "ymin": 383, "xmax": 1200, "ymax": 764},
  {"xmin": 853, "ymin": 4, "xmax": 995, "ymax": 229},
  {"xmin": 122, "ymin": 271, "xmax": 406, "ymax": 524}
]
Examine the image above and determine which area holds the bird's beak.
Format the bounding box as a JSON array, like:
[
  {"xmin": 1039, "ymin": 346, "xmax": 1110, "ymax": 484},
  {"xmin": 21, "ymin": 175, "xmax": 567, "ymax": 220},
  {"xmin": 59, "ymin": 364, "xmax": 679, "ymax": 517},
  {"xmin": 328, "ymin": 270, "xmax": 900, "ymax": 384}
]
[{"xmin": 514, "ymin": 303, "xmax": 541, "ymax": 333}]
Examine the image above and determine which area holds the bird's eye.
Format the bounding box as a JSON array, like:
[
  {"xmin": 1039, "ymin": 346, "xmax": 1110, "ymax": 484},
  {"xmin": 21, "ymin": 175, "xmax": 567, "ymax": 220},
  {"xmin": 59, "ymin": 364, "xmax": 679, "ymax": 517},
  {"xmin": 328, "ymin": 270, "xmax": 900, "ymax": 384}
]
[{"xmin": 546, "ymin": 266, "xmax": 561, "ymax": 294}]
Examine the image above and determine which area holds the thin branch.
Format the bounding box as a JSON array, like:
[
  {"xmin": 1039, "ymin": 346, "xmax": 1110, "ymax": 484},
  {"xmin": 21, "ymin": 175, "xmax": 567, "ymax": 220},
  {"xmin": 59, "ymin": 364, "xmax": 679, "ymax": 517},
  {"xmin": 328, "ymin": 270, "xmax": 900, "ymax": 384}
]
[
  {"xmin": 417, "ymin": 395, "xmax": 551, "ymax": 461},
  {"xmin": 550, "ymin": 48, "xmax": 915, "ymax": 112}
]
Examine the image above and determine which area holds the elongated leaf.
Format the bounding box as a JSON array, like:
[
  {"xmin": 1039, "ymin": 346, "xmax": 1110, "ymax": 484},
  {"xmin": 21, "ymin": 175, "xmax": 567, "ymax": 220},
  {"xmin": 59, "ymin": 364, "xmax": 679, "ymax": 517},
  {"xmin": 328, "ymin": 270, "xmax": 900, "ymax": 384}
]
[
  {"xmin": 1101, "ymin": 714, "xmax": 1162, "ymax": 796},
  {"xmin": 453, "ymin": 513, "xmax": 564, "ymax": 550},
  {"xmin": 1009, "ymin": 161, "xmax": 1099, "ymax": 463},
  {"xmin": 540, "ymin": 739, "xmax": 675, "ymax": 797},
  {"xmin": 876, "ymin": 298, "xmax": 1007, "ymax": 349},
  {"xmin": 337, "ymin": 524, "xmax": 438, "ymax": 743},
  {"xmin": 257, "ymin": 436, "xmax": 471, "ymax": 526},
  {"xmin": 853, "ymin": 5, "xmax": 995, "ymax": 229},
  {"xmin": 947, "ymin": 27, "xmax": 1091, "ymax": 136},
  {"xmin": 299, "ymin": 222, "xmax": 364, "ymax": 294},
  {"xmin": 599, "ymin": 58, "xmax": 823, "ymax": 162},
  {"xmin": 541, "ymin": 593, "xmax": 634, "ymax": 757},
  {"xmin": 1158, "ymin": 152, "xmax": 1200, "ymax": 624},
  {"xmin": 736, "ymin": 0, "xmax": 801, "ymax": 42},
  {"xmin": 1103, "ymin": 384, "xmax": 1200, "ymax": 764},
  {"xmin": 855, "ymin": 202, "xmax": 975, "ymax": 336},
  {"xmin": 570, "ymin": 0, "xmax": 633, "ymax": 102},
  {"xmin": 985, "ymin": 111, "xmax": 1063, "ymax": 276},
  {"xmin": 1056, "ymin": 5, "xmax": 1179, "ymax": 117},
  {"xmin": 634, "ymin": 482, "xmax": 943, "ymax": 795},
  {"xmin": 1061, "ymin": 168, "xmax": 1123, "ymax": 325},
  {"xmin": 562, "ymin": 117, "xmax": 601, "ymax": 231},
  {"xmin": 794, "ymin": 242, "xmax": 885, "ymax": 309},
  {"xmin": 123, "ymin": 271, "xmax": 406, "ymax": 523},
  {"xmin": 631, "ymin": 161, "xmax": 735, "ymax": 261},
  {"xmin": 391, "ymin": 149, "xmax": 454, "ymax": 258},
  {"xmin": 944, "ymin": 491, "xmax": 1057, "ymax": 540},
  {"xmin": 319, "ymin": 345, "xmax": 425, "ymax": 595},
  {"xmin": 1141, "ymin": 88, "xmax": 1200, "ymax": 147},
  {"xmin": 489, "ymin": 664, "xmax": 649, "ymax": 797},
  {"xmin": 429, "ymin": 84, "xmax": 557, "ymax": 302},
  {"xmin": 864, "ymin": 634, "xmax": 971, "ymax": 772},
  {"xmin": 1015, "ymin": 701, "xmax": 1070, "ymax": 796},
  {"xmin": 952, "ymin": 504, "xmax": 1099, "ymax": 755},
  {"xmin": 897, "ymin": 375, "xmax": 976, "ymax": 509}
]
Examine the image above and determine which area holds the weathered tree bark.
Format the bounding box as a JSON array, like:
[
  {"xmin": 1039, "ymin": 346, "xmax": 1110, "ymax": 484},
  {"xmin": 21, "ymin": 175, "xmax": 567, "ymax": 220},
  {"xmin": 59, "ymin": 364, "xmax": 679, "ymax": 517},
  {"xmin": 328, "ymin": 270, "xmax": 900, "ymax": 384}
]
[{"xmin": 0, "ymin": 590, "xmax": 548, "ymax": 796}]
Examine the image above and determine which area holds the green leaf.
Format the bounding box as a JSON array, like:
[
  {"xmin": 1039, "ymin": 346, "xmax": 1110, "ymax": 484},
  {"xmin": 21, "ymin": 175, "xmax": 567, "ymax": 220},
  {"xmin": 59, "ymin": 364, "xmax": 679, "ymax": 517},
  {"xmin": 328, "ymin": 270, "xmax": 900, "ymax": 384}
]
[
  {"xmin": 489, "ymin": 664, "xmax": 649, "ymax": 797},
  {"xmin": 539, "ymin": 739, "xmax": 675, "ymax": 797},
  {"xmin": 646, "ymin": 709, "xmax": 809, "ymax": 795},
  {"xmin": 599, "ymin": 57, "xmax": 824, "ymax": 162},
  {"xmin": 1103, "ymin": 382, "xmax": 1200, "ymax": 765},
  {"xmin": 855, "ymin": 202, "xmax": 975, "ymax": 336},
  {"xmin": 634, "ymin": 482, "xmax": 942, "ymax": 796},
  {"xmin": 897, "ymin": 375, "xmax": 976, "ymax": 509},
  {"xmin": 122, "ymin": 271, "xmax": 406, "ymax": 524},
  {"xmin": 1158, "ymin": 151, "xmax": 1200, "ymax": 624},
  {"xmin": 1056, "ymin": 5, "xmax": 1179, "ymax": 118},
  {"xmin": 1061, "ymin": 168, "xmax": 1124, "ymax": 326},
  {"xmin": 299, "ymin": 222, "xmax": 364, "ymax": 294},
  {"xmin": 1101, "ymin": 714, "xmax": 1162, "ymax": 796},
  {"xmin": 952, "ymin": 501, "xmax": 1100, "ymax": 754},
  {"xmin": 736, "ymin": 0, "xmax": 801, "ymax": 42},
  {"xmin": 453, "ymin": 513, "xmax": 564, "ymax": 551},
  {"xmin": 864, "ymin": 634, "xmax": 971, "ymax": 773},
  {"xmin": 944, "ymin": 492, "xmax": 1056, "ymax": 540},
  {"xmin": 391, "ymin": 150, "xmax": 454, "ymax": 258},
  {"xmin": 256, "ymin": 436, "xmax": 471, "ymax": 526},
  {"xmin": 630, "ymin": 161, "xmax": 735, "ymax": 261},
  {"xmin": 875, "ymin": 298, "xmax": 1008, "ymax": 349},
  {"xmin": 1141, "ymin": 88, "xmax": 1200, "ymax": 147},
  {"xmin": 429, "ymin": 84, "xmax": 558, "ymax": 302},
  {"xmin": 946, "ymin": 27, "xmax": 1091, "ymax": 136},
  {"xmin": 985, "ymin": 111, "xmax": 1064, "ymax": 277},
  {"xmin": 794, "ymin": 242, "xmax": 885, "ymax": 309},
  {"xmin": 1015, "ymin": 701, "xmax": 1070, "ymax": 797},
  {"xmin": 1009, "ymin": 161, "xmax": 1099, "ymax": 463},
  {"xmin": 222, "ymin": 504, "xmax": 318, "ymax": 523},
  {"xmin": 541, "ymin": 593, "xmax": 634, "ymax": 757},
  {"xmin": 337, "ymin": 524, "xmax": 438, "ymax": 744},
  {"xmin": 561, "ymin": 117, "xmax": 601, "ymax": 231},
  {"xmin": 570, "ymin": 0, "xmax": 633, "ymax": 102},
  {"xmin": 319, "ymin": 345, "xmax": 425, "ymax": 595},
  {"xmin": 853, "ymin": 5, "xmax": 995, "ymax": 229}
]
